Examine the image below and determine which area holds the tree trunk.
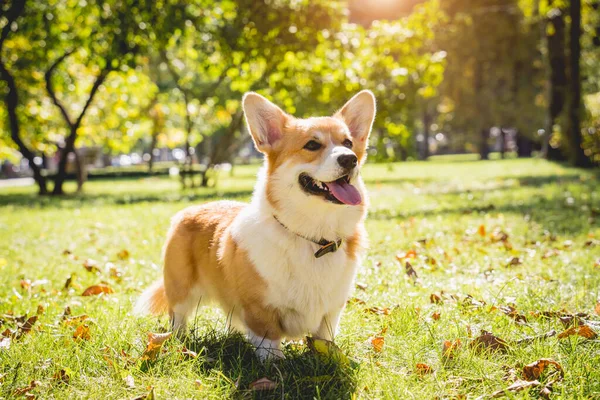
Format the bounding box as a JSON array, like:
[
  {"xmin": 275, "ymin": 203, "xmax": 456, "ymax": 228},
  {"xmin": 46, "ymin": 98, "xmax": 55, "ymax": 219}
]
[
  {"xmin": 479, "ymin": 128, "xmax": 490, "ymax": 160},
  {"xmin": 421, "ymin": 105, "xmax": 431, "ymax": 160},
  {"xmin": 0, "ymin": 60, "xmax": 48, "ymax": 194},
  {"xmin": 500, "ymin": 128, "xmax": 506, "ymax": 159},
  {"xmin": 0, "ymin": 0, "xmax": 47, "ymax": 194},
  {"xmin": 568, "ymin": 0, "xmax": 593, "ymax": 167},
  {"xmin": 545, "ymin": 4, "xmax": 568, "ymax": 161},
  {"xmin": 73, "ymin": 147, "xmax": 87, "ymax": 193}
]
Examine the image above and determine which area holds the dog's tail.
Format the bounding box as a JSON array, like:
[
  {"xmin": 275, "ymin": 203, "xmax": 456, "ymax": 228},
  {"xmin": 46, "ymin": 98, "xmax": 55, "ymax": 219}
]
[{"xmin": 134, "ymin": 278, "xmax": 169, "ymax": 316}]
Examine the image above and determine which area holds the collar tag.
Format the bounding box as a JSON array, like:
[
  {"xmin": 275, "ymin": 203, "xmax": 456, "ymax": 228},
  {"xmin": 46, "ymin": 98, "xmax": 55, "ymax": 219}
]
[{"xmin": 314, "ymin": 239, "xmax": 343, "ymax": 258}]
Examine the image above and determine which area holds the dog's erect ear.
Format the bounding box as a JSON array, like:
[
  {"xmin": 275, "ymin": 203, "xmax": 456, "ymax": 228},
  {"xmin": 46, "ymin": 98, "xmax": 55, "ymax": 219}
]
[
  {"xmin": 336, "ymin": 90, "xmax": 376, "ymax": 145},
  {"xmin": 242, "ymin": 92, "xmax": 288, "ymax": 153}
]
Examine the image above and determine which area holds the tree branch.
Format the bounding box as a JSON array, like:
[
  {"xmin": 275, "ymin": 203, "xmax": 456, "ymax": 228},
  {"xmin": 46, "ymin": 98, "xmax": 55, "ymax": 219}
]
[
  {"xmin": 44, "ymin": 49, "xmax": 76, "ymax": 127},
  {"xmin": 74, "ymin": 64, "xmax": 112, "ymax": 129}
]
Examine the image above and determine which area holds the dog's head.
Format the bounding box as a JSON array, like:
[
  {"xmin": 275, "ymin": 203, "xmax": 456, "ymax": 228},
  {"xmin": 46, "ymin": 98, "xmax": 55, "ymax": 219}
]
[{"xmin": 242, "ymin": 90, "xmax": 376, "ymax": 218}]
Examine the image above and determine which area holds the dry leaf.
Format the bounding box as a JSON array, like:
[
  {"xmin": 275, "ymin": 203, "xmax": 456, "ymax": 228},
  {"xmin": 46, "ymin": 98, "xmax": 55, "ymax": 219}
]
[
  {"xmin": 82, "ymin": 284, "xmax": 114, "ymax": 296},
  {"xmin": 405, "ymin": 261, "xmax": 418, "ymax": 283},
  {"xmin": 370, "ymin": 336, "xmax": 385, "ymax": 352},
  {"xmin": 595, "ymin": 301, "xmax": 600, "ymax": 316},
  {"xmin": 82, "ymin": 259, "xmax": 101, "ymax": 274},
  {"xmin": 179, "ymin": 347, "xmax": 198, "ymax": 359},
  {"xmin": 17, "ymin": 316, "xmax": 38, "ymax": 337},
  {"xmin": 442, "ymin": 339, "xmax": 461, "ymax": 359},
  {"xmin": 61, "ymin": 307, "xmax": 72, "ymax": 320},
  {"xmin": 64, "ymin": 275, "xmax": 74, "ymax": 290},
  {"xmin": 522, "ymin": 358, "xmax": 563, "ymax": 381},
  {"xmin": 63, "ymin": 315, "xmax": 89, "ymax": 326},
  {"xmin": 20, "ymin": 279, "xmax": 31, "ymax": 290},
  {"xmin": 557, "ymin": 325, "xmax": 597, "ymax": 339},
  {"xmin": 117, "ymin": 249, "xmax": 130, "ymax": 260},
  {"xmin": 490, "ymin": 379, "xmax": 540, "ymax": 398},
  {"xmin": 506, "ymin": 257, "xmax": 522, "ymax": 266},
  {"xmin": 73, "ymin": 324, "xmax": 91, "ymax": 341},
  {"xmin": 415, "ymin": 363, "xmax": 433, "ymax": 375},
  {"xmin": 477, "ymin": 224, "xmax": 486, "ymax": 237},
  {"xmin": 52, "ymin": 369, "xmax": 70, "ymax": 384},
  {"xmin": 430, "ymin": 293, "xmax": 442, "ymax": 304},
  {"xmin": 432, "ymin": 312, "xmax": 441, "ymax": 321},
  {"xmin": 365, "ymin": 306, "xmax": 391, "ymax": 315},
  {"xmin": 142, "ymin": 332, "xmax": 172, "ymax": 361},
  {"xmin": 36, "ymin": 305, "xmax": 44, "ymax": 315},
  {"xmin": 13, "ymin": 380, "xmax": 41, "ymax": 396},
  {"xmin": 355, "ymin": 282, "xmax": 368, "ymax": 291},
  {"xmin": 132, "ymin": 387, "xmax": 155, "ymax": 400},
  {"xmin": 347, "ymin": 297, "xmax": 366, "ymax": 305},
  {"xmin": 470, "ymin": 331, "xmax": 508, "ymax": 353},
  {"xmin": 396, "ymin": 249, "xmax": 417, "ymax": 261},
  {"xmin": 249, "ymin": 377, "xmax": 277, "ymax": 391}
]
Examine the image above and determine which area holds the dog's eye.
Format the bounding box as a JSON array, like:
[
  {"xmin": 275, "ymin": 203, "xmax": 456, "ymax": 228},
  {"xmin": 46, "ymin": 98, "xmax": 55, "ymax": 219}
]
[
  {"xmin": 342, "ymin": 139, "xmax": 353, "ymax": 149},
  {"xmin": 303, "ymin": 140, "xmax": 322, "ymax": 151}
]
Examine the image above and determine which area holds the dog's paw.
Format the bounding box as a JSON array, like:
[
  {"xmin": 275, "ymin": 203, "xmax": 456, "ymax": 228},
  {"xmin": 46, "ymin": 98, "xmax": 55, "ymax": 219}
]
[{"xmin": 255, "ymin": 346, "xmax": 286, "ymax": 362}]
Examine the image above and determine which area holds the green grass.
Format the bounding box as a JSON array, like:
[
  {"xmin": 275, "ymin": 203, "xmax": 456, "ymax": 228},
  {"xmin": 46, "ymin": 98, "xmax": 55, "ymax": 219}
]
[{"xmin": 0, "ymin": 158, "xmax": 599, "ymax": 399}]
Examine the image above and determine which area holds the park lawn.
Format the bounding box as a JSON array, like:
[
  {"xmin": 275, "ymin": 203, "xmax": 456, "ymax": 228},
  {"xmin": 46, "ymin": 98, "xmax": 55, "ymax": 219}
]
[{"xmin": 0, "ymin": 158, "xmax": 599, "ymax": 399}]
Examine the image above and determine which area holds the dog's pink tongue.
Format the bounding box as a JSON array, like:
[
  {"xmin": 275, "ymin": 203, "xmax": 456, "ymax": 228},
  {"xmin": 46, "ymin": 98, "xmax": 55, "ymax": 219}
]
[{"xmin": 326, "ymin": 180, "xmax": 362, "ymax": 205}]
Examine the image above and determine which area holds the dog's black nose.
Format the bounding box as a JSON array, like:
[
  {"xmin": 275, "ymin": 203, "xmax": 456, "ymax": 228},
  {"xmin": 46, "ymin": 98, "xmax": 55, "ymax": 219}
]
[{"xmin": 337, "ymin": 154, "xmax": 358, "ymax": 170}]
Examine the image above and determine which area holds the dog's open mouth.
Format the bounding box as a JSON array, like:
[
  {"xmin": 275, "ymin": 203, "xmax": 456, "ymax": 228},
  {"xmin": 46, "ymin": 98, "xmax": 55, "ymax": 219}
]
[{"xmin": 299, "ymin": 173, "xmax": 362, "ymax": 205}]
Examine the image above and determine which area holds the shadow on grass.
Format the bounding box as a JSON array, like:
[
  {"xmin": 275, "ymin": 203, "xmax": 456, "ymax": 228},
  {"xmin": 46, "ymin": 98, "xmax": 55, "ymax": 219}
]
[
  {"xmin": 0, "ymin": 189, "xmax": 254, "ymax": 209},
  {"xmin": 184, "ymin": 331, "xmax": 358, "ymax": 400}
]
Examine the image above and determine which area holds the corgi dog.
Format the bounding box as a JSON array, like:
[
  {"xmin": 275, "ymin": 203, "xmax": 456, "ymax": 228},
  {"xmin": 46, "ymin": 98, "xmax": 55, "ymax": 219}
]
[{"xmin": 135, "ymin": 90, "xmax": 376, "ymax": 360}]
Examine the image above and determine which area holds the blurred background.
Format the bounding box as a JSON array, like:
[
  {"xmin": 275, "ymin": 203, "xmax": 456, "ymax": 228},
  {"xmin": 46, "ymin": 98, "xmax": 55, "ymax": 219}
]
[{"xmin": 1, "ymin": 0, "xmax": 599, "ymax": 195}]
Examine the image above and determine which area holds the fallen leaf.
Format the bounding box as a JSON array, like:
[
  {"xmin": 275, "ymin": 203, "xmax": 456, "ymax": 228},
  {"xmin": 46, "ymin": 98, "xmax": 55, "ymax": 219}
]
[
  {"xmin": 117, "ymin": 249, "xmax": 130, "ymax": 260},
  {"xmin": 470, "ymin": 331, "xmax": 508, "ymax": 353},
  {"xmin": 13, "ymin": 380, "xmax": 41, "ymax": 396},
  {"xmin": 415, "ymin": 363, "xmax": 433, "ymax": 375},
  {"xmin": 557, "ymin": 325, "xmax": 597, "ymax": 339},
  {"xmin": 36, "ymin": 305, "xmax": 44, "ymax": 315},
  {"xmin": 490, "ymin": 379, "xmax": 540, "ymax": 398},
  {"xmin": 20, "ymin": 279, "xmax": 31, "ymax": 290},
  {"xmin": 52, "ymin": 368, "xmax": 70, "ymax": 384},
  {"xmin": 61, "ymin": 307, "xmax": 72, "ymax": 319},
  {"xmin": 194, "ymin": 379, "xmax": 203, "ymax": 389},
  {"xmin": 306, "ymin": 337, "xmax": 350, "ymax": 365},
  {"xmin": 73, "ymin": 324, "xmax": 91, "ymax": 341},
  {"xmin": 179, "ymin": 347, "xmax": 198, "ymax": 359},
  {"xmin": 478, "ymin": 224, "xmax": 486, "ymax": 237},
  {"xmin": 499, "ymin": 305, "xmax": 528, "ymax": 324},
  {"xmin": 249, "ymin": 377, "xmax": 277, "ymax": 391},
  {"xmin": 430, "ymin": 293, "xmax": 442, "ymax": 304},
  {"xmin": 17, "ymin": 316, "xmax": 38, "ymax": 337},
  {"xmin": 442, "ymin": 339, "xmax": 461, "ymax": 359},
  {"xmin": 542, "ymin": 249, "xmax": 560, "ymax": 259},
  {"xmin": 506, "ymin": 257, "xmax": 522, "ymax": 267},
  {"xmin": 522, "ymin": 358, "xmax": 563, "ymax": 381},
  {"xmin": 82, "ymin": 259, "xmax": 101, "ymax": 274},
  {"xmin": 63, "ymin": 315, "xmax": 89, "ymax": 326},
  {"xmin": 82, "ymin": 284, "xmax": 114, "ymax": 296},
  {"xmin": 141, "ymin": 332, "xmax": 172, "ymax": 361},
  {"xmin": 432, "ymin": 312, "xmax": 441, "ymax": 321},
  {"xmin": 405, "ymin": 261, "xmax": 418, "ymax": 283},
  {"xmin": 355, "ymin": 282, "xmax": 368, "ymax": 291},
  {"xmin": 396, "ymin": 249, "xmax": 417, "ymax": 261},
  {"xmin": 595, "ymin": 301, "xmax": 600, "ymax": 316},
  {"xmin": 109, "ymin": 266, "xmax": 123, "ymax": 281},
  {"xmin": 347, "ymin": 297, "xmax": 366, "ymax": 305},
  {"xmin": 64, "ymin": 275, "xmax": 74, "ymax": 290},
  {"xmin": 365, "ymin": 306, "xmax": 391, "ymax": 315},
  {"xmin": 370, "ymin": 336, "xmax": 385, "ymax": 352},
  {"xmin": 132, "ymin": 387, "xmax": 155, "ymax": 400},
  {"xmin": 491, "ymin": 229, "xmax": 509, "ymax": 242}
]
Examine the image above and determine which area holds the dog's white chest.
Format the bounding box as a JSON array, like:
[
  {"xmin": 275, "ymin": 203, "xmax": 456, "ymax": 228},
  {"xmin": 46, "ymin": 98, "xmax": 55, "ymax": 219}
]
[{"xmin": 231, "ymin": 212, "xmax": 358, "ymax": 337}]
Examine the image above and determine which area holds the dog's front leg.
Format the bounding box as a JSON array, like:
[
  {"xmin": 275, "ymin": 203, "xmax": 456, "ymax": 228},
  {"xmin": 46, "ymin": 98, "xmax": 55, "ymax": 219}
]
[
  {"xmin": 243, "ymin": 306, "xmax": 285, "ymax": 361},
  {"xmin": 313, "ymin": 306, "xmax": 344, "ymax": 342}
]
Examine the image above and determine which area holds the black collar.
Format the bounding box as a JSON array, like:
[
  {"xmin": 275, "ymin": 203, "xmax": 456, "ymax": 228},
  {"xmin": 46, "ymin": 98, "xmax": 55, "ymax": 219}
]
[{"xmin": 273, "ymin": 215, "xmax": 343, "ymax": 258}]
